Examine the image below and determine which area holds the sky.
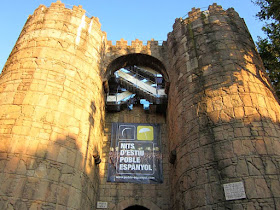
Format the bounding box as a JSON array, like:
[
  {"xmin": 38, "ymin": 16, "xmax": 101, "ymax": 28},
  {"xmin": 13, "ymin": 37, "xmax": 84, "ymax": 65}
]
[{"xmin": 0, "ymin": 0, "xmax": 265, "ymax": 73}]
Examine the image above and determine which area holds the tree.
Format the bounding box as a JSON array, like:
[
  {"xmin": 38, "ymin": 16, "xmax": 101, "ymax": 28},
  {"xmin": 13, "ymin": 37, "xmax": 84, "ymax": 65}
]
[{"xmin": 254, "ymin": 0, "xmax": 280, "ymax": 97}]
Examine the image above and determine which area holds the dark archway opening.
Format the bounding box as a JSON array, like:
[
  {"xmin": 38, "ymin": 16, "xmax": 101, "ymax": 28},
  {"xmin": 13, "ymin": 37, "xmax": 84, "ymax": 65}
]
[
  {"xmin": 124, "ymin": 205, "xmax": 150, "ymax": 210},
  {"xmin": 104, "ymin": 53, "xmax": 169, "ymax": 83},
  {"xmin": 104, "ymin": 54, "xmax": 169, "ymax": 113}
]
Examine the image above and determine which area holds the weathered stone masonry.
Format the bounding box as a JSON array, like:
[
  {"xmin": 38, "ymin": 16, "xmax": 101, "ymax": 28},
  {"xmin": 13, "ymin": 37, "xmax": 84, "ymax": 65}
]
[
  {"xmin": 0, "ymin": 1, "xmax": 280, "ymax": 209},
  {"xmin": 167, "ymin": 4, "xmax": 280, "ymax": 209},
  {"xmin": 0, "ymin": 2, "xmax": 105, "ymax": 209}
]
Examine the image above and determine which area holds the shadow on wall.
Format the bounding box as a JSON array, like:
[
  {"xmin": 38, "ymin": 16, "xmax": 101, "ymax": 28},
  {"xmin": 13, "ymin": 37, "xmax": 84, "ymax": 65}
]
[
  {"xmin": 170, "ymin": 112, "xmax": 280, "ymax": 209},
  {"xmin": 168, "ymin": 13, "xmax": 280, "ymax": 150},
  {"xmin": 167, "ymin": 11, "xmax": 280, "ymax": 209},
  {"xmin": 0, "ymin": 100, "xmax": 102, "ymax": 209}
]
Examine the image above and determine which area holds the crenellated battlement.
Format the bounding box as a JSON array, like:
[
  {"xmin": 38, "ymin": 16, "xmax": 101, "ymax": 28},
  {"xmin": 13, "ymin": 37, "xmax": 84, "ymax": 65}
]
[
  {"xmin": 105, "ymin": 38, "xmax": 166, "ymax": 61},
  {"xmin": 2, "ymin": 2, "xmax": 280, "ymax": 210},
  {"xmin": 187, "ymin": 7, "xmax": 201, "ymax": 21},
  {"xmin": 169, "ymin": 2, "xmax": 243, "ymax": 38},
  {"xmin": 107, "ymin": 38, "xmax": 163, "ymax": 48},
  {"xmin": 103, "ymin": 38, "xmax": 167, "ymax": 77},
  {"xmin": 208, "ymin": 2, "xmax": 223, "ymax": 11},
  {"xmin": 50, "ymin": 0, "xmax": 66, "ymax": 9},
  {"xmin": 177, "ymin": 3, "xmax": 240, "ymax": 25},
  {"xmin": 27, "ymin": 0, "xmax": 102, "ymax": 34}
]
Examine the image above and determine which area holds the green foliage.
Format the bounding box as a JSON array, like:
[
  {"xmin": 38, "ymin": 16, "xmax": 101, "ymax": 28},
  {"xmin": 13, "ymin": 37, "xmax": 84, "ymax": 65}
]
[
  {"xmin": 255, "ymin": 0, "xmax": 280, "ymax": 21},
  {"xmin": 254, "ymin": 0, "xmax": 280, "ymax": 97}
]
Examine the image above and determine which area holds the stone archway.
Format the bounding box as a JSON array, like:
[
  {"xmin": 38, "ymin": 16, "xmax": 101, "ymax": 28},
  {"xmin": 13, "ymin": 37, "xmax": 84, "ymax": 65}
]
[
  {"xmin": 103, "ymin": 53, "xmax": 169, "ymax": 112},
  {"xmin": 124, "ymin": 205, "xmax": 149, "ymax": 210},
  {"xmin": 112, "ymin": 198, "xmax": 161, "ymax": 210},
  {"xmin": 99, "ymin": 51, "xmax": 171, "ymax": 210},
  {"xmin": 103, "ymin": 53, "xmax": 169, "ymax": 84}
]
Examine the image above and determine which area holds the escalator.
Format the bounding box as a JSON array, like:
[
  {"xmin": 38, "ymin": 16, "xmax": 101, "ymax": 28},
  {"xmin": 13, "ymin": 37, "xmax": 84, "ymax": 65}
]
[{"xmin": 106, "ymin": 66, "xmax": 167, "ymax": 112}]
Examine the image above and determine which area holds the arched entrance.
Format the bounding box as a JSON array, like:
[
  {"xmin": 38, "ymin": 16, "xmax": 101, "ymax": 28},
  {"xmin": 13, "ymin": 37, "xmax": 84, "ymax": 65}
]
[
  {"xmin": 110, "ymin": 198, "xmax": 162, "ymax": 210},
  {"xmin": 104, "ymin": 53, "xmax": 169, "ymax": 112},
  {"xmin": 103, "ymin": 53, "xmax": 169, "ymax": 83},
  {"xmin": 124, "ymin": 205, "xmax": 149, "ymax": 210},
  {"xmin": 100, "ymin": 52, "xmax": 170, "ymax": 210}
]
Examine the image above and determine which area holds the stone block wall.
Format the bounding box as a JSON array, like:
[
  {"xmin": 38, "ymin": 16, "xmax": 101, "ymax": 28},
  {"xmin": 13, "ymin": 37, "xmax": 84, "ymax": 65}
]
[
  {"xmin": 0, "ymin": 1, "xmax": 105, "ymax": 209},
  {"xmin": 100, "ymin": 105, "xmax": 170, "ymax": 210},
  {"xmin": 1, "ymin": 1, "xmax": 280, "ymax": 209},
  {"xmin": 166, "ymin": 3, "xmax": 280, "ymax": 209},
  {"xmin": 102, "ymin": 38, "xmax": 168, "ymax": 82}
]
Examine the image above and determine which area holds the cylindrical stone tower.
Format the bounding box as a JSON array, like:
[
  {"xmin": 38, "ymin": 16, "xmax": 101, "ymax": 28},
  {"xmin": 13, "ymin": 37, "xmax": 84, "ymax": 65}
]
[
  {"xmin": 0, "ymin": 1, "xmax": 105, "ymax": 209},
  {"xmin": 167, "ymin": 3, "xmax": 280, "ymax": 209}
]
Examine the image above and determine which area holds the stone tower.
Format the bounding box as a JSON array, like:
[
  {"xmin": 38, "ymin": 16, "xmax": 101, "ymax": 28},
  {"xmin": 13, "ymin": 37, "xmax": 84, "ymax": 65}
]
[
  {"xmin": 0, "ymin": 1, "xmax": 280, "ymax": 210},
  {"xmin": 0, "ymin": 1, "xmax": 105, "ymax": 209},
  {"xmin": 166, "ymin": 4, "xmax": 280, "ymax": 209}
]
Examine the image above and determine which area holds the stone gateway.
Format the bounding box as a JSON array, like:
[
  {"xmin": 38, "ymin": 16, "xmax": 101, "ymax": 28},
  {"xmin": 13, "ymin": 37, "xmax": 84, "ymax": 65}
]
[{"xmin": 0, "ymin": 1, "xmax": 280, "ymax": 209}]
